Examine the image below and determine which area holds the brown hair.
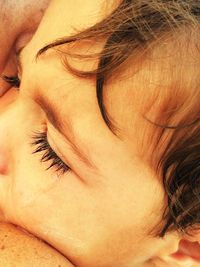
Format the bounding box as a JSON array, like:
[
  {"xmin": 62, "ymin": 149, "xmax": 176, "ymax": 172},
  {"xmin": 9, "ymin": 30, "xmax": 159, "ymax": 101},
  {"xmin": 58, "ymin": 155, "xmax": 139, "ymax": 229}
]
[{"xmin": 37, "ymin": 0, "xmax": 200, "ymax": 237}]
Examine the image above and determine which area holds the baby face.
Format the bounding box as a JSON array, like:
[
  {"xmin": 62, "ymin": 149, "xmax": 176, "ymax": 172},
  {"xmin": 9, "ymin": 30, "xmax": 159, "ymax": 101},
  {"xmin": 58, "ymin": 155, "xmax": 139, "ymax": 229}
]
[{"xmin": 0, "ymin": 0, "xmax": 199, "ymax": 266}]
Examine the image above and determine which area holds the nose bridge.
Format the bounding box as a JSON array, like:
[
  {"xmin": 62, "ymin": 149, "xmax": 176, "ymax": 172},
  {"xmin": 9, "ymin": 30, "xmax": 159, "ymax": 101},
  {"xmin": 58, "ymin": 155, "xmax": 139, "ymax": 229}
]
[
  {"xmin": 0, "ymin": 88, "xmax": 45, "ymax": 162},
  {"xmin": 0, "ymin": 89, "xmax": 39, "ymax": 167},
  {"xmin": 0, "ymin": 93, "xmax": 18, "ymax": 136},
  {"xmin": 0, "ymin": 87, "xmax": 43, "ymax": 130},
  {"xmin": 0, "ymin": 91, "xmax": 22, "ymax": 133}
]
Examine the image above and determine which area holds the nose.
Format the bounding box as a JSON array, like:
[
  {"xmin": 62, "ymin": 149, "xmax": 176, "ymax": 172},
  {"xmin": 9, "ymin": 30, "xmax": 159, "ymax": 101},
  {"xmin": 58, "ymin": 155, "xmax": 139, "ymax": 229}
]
[
  {"xmin": 0, "ymin": 89, "xmax": 20, "ymax": 219},
  {"xmin": 0, "ymin": 87, "xmax": 42, "ymax": 213},
  {"xmin": 0, "ymin": 87, "xmax": 18, "ymax": 113},
  {"xmin": 0, "ymin": 87, "xmax": 19, "ymax": 173}
]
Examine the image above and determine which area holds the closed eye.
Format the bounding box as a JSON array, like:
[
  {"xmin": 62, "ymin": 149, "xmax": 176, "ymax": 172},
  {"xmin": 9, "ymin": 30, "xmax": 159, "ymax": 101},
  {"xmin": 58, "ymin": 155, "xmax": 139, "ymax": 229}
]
[
  {"xmin": 31, "ymin": 130, "xmax": 70, "ymax": 175},
  {"xmin": 2, "ymin": 75, "xmax": 21, "ymax": 88}
]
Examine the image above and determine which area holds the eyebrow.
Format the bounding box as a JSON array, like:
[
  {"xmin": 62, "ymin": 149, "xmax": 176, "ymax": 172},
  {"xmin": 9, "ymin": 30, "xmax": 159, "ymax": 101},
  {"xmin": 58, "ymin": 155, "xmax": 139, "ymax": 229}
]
[{"xmin": 34, "ymin": 93, "xmax": 95, "ymax": 170}]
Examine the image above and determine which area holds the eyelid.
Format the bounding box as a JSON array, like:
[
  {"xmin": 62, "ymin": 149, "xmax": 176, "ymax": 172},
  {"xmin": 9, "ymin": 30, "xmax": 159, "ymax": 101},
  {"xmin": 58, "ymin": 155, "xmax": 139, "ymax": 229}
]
[
  {"xmin": 47, "ymin": 131, "xmax": 70, "ymax": 166},
  {"xmin": 47, "ymin": 130, "xmax": 88, "ymax": 184},
  {"xmin": 48, "ymin": 120, "xmax": 97, "ymax": 174}
]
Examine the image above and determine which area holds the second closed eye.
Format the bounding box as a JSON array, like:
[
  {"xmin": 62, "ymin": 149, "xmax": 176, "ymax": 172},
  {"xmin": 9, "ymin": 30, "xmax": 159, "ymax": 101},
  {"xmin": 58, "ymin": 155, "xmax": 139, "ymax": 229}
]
[{"xmin": 2, "ymin": 75, "xmax": 21, "ymax": 88}]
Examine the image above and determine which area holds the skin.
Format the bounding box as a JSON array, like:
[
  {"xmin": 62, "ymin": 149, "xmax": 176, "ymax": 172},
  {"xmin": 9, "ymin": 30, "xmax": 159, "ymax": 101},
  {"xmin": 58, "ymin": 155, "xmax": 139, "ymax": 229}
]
[
  {"xmin": 0, "ymin": 222, "xmax": 74, "ymax": 267},
  {"xmin": 0, "ymin": 0, "xmax": 199, "ymax": 266},
  {"xmin": 0, "ymin": 1, "xmax": 73, "ymax": 265},
  {"xmin": 0, "ymin": 0, "xmax": 49, "ymax": 96}
]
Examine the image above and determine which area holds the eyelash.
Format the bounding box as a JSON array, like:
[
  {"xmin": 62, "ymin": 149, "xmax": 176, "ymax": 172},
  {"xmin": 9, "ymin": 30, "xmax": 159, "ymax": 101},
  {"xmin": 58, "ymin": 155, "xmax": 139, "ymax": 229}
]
[
  {"xmin": 31, "ymin": 131, "xmax": 70, "ymax": 175},
  {"xmin": 2, "ymin": 75, "xmax": 21, "ymax": 88}
]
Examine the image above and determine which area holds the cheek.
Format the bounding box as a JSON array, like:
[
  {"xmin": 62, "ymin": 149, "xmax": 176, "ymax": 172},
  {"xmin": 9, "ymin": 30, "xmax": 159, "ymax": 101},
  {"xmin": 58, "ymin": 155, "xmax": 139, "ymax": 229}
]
[
  {"xmin": 1, "ymin": 136, "xmax": 165, "ymax": 266},
  {"xmin": 96, "ymin": 170, "xmax": 166, "ymax": 259}
]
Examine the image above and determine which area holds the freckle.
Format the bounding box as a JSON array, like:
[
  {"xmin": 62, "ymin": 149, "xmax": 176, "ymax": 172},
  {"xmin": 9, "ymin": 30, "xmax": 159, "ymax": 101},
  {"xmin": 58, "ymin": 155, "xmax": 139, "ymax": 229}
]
[{"xmin": 0, "ymin": 245, "xmax": 5, "ymax": 250}]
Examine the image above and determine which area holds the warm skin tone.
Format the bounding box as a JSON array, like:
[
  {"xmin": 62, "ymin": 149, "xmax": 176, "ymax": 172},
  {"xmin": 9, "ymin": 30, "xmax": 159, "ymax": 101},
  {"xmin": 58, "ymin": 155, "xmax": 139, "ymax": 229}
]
[
  {"xmin": 0, "ymin": 1, "xmax": 200, "ymax": 266},
  {"xmin": 0, "ymin": 1, "xmax": 71, "ymax": 265},
  {"xmin": 0, "ymin": 222, "xmax": 74, "ymax": 267},
  {"xmin": 0, "ymin": 1, "xmax": 72, "ymax": 265},
  {"xmin": 0, "ymin": 0, "xmax": 49, "ymax": 96}
]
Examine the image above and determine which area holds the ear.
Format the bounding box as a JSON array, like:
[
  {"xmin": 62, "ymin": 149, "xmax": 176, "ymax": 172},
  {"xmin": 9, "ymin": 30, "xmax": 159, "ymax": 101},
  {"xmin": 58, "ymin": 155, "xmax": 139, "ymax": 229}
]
[
  {"xmin": 155, "ymin": 232, "xmax": 200, "ymax": 267},
  {"xmin": 169, "ymin": 239, "xmax": 200, "ymax": 266}
]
